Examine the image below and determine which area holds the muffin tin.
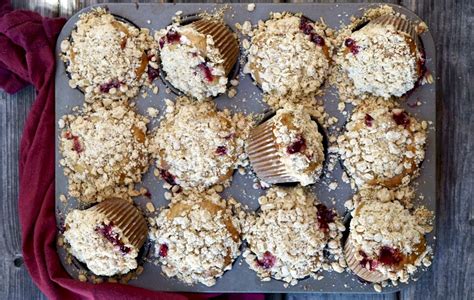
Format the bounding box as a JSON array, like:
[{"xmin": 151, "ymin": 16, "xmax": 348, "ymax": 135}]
[{"xmin": 55, "ymin": 2, "xmax": 436, "ymax": 293}]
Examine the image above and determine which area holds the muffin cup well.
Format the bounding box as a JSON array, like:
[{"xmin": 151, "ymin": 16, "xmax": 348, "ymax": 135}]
[
  {"xmin": 187, "ymin": 19, "xmax": 239, "ymax": 76},
  {"xmin": 247, "ymin": 121, "xmax": 295, "ymax": 184},
  {"xmin": 92, "ymin": 198, "xmax": 148, "ymax": 250},
  {"xmin": 344, "ymin": 236, "xmax": 388, "ymax": 283}
]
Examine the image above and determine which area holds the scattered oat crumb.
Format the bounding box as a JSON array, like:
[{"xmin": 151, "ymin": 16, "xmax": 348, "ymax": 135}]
[
  {"xmin": 328, "ymin": 182, "xmax": 338, "ymax": 191},
  {"xmin": 373, "ymin": 283, "xmax": 382, "ymax": 293},
  {"xmin": 146, "ymin": 202, "xmax": 155, "ymax": 213},
  {"xmin": 58, "ymin": 119, "xmax": 65, "ymax": 129},
  {"xmin": 228, "ymin": 88, "xmax": 237, "ymax": 98},
  {"xmin": 59, "ymin": 194, "xmax": 67, "ymax": 203},
  {"xmin": 247, "ymin": 3, "xmax": 255, "ymax": 12},
  {"xmin": 78, "ymin": 274, "xmax": 87, "ymax": 282},
  {"xmin": 147, "ymin": 107, "xmax": 159, "ymax": 118}
]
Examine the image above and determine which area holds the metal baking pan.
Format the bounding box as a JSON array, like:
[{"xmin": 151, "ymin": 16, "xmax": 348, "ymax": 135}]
[{"xmin": 55, "ymin": 2, "xmax": 436, "ymax": 293}]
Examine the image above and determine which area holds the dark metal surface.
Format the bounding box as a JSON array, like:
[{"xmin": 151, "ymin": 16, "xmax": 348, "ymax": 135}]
[{"xmin": 53, "ymin": 2, "xmax": 436, "ymax": 293}]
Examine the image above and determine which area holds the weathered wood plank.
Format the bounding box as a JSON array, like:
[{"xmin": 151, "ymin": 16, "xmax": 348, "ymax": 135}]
[
  {"xmin": 398, "ymin": 0, "xmax": 473, "ymax": 299},
  {"xmin": 0, "ymin": 86, "xmax": 46, "ymax": 300}
]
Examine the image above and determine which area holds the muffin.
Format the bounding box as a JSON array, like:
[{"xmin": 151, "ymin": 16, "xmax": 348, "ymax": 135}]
[
  {"xmin": 345, "ymin": 190, "xmax": 433, "ymax": 286},
  {"xmin": 156, "ymin": 18, "xmax": 239, "ymax": 100},
  {"xmin": 244, "ymin": 12, "xmax": 331, "ymax": 98},
  {"xmin": 150, "ymin": 189, "xmax": 244, "ymax": 286},
  {"xmin": 247, "ymin": 105, "xmax": 325, "ymax": 186},
  {"xmin": 337, "ymin": 15, "xmax": 424, "ymax": 98},
  {"xmin": 59, "ymin": 103, "xmax": 150, "ymax": 203},
  {"xmin": 63, "ymin": 198, "xmax": 148, "ymax": 277},
  {"xmin": 151, "ymin": 97, "xmax": 252, "ymax": 190},
  {"xmin": 337, "ymin": 98, "xmax": 427, "ymax": 188},
  {"xmin": 243, "ymin": 187, "xmax": 345, "ymax": 285},
  {"xmin": 60, "ymin": 8, "xmax": 158, "ymax": 101}
]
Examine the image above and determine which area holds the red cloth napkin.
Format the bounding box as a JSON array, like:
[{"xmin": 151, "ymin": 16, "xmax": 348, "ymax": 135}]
[{"xmin": 0, "ymin": 2, "xmax": 263, "ymax": 299}]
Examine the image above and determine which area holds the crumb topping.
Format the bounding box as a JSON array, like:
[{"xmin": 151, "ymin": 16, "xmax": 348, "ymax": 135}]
[
  {"xmin": 157, "ymin": 23, "xmax": 227, "ymax": 100},
  {"xmin": 337, "ymin": 98, "xmax": 427, "ymax": 188},
  {"xmin": 59, "ymin": 103, "xmax": 150, "ymax": 202},
  {"xmin": 64, "ymin": 209, "xmax": 139, "ymax": 276},
  {"xmin": 151, "ymin": 97, "xmax": 253, "ymax": 190},
  {"xmin": 272, "ymin": 105, "xmax": 325, "ymax": 185},
  {"xmin": 150, "ymin": 190, "xmax": 244, "ymax": 286},
  {"xmin": 348, "ymin": 195, "xmax": 433, "ymax": 282},
  {"xmin": 337, "ymin": 23, "xmax": 421, "ymax": 98},
  {"xmin": 244, "ymin": 12, "xmax": 331, "ymax": 99},
  {"xmin": 60, "ymin": 8, "xmax": 158, "ymax": 101},
  {"xmin": 243, "ymin": 187, "xmax": 344, "ymax": 285}
]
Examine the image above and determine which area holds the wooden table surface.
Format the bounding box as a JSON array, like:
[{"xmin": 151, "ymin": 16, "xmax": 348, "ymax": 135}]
[{"xmin": 1, "ymin": 0, "xmax": 472, "ymax": 299}]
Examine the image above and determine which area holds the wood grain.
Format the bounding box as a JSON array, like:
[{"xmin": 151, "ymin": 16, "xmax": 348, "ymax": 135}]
[{"xmin": 1, "ymin": 0, "xmax": 472, "ymax": 299}]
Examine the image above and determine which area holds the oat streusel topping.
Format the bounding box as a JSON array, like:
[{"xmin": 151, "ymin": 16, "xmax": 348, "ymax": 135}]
[
  {"xmin": 151, "ymin": 97, "xmax": 253, "ymax": 190},
  {"xmin": 337, "ymin": 23, "xmax": 422, "ymax": 98},
  {"xmin": 59, "ymin": 103, "xmax": 150, "ymax": 203},
  {"xmin": 150, "ymin": 190, "xmax": 244, "ymax": 286},
  {"xmin": 337, "ymin": 98, "xmax": 427, "ymax": 188},
  {"xmin": 348, "ymin": 195, "xmax": 433, "ymax": 283},
  {"xmin": 64, "ymin": 209, "xmax": 139, "ymax": 276},
  {"xmin": 60, "ymin": 8, "xmax": 158, "ymax": 101},
  {"xmin": 271, "ymin": 105, "xmax": 325, "ymax": 186},
  {"xmin": 156, "ymin": 24, "xmax": 227, "ymax": 100},
  {"xmin": 244, "ymin": 12, "xmax": 331, "ymax": 99},
  {"xmin": 243, "ymin": 187, "xmax": 345, "ymax": 285}
]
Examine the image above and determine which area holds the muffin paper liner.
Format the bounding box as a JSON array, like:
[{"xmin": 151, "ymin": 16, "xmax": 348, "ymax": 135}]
[
  {"xmin": 344, "ymin": 236, "xmax": 388, "ymax": 283},
  {"xmin": 370, "ymin": 14, "xmax": 421, "ymax": 51},
  {"xmin": 189, "ymin": 19, "xmax": 239, "ymax": 76},
  {"xmin": 247, "ymin": 120, "xmax": 299, "ymax": 184},
  {"xmin": 92, "ymin": 198, "xmax": 148, "ymax": 250}
]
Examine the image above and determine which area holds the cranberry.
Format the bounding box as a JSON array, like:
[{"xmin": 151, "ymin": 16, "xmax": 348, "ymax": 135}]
[
  {"xmin": 159, "ymin": 30, "xmax": 181, "ymax": 49},
  {"xmin": 96, "ymin": 222, "xmax": 131, "ymax": 255},
  {"xmin": 215, "ymin": 146, "xmax": 227, "ymax": 156},
  {"xmin": 344, "ymin": 38, "xmax": 359, "ymax": 55},
  {"xmin": 257, "ymin": 251, "xmax": 276, "ymax": 269},
  {"xmin": 198, "ymin": 62, "xmax": 214, "ymax": 82},
  {"xmin": 159, "ymin": 37, "xmax": 165, "ymax": 49},
  {"xmin": 359, "ymin": 250, "xmax": 378, "ymax": 271},
  {"xmin": 144, "ymin": 191, "xmax": 152, "ymax": 199},
  {"xmin": 364, "ymin": 114, "xmax": 374, "ymax": 127},
  {"xmin": 147, "ymin": 66, "xmax": 160, "ymax": 82},
  {"xmin": 72, "ymin": 136, "xmax": 83, "ymax": 153},
  {"xmin": 310, "ymin": 33, "xmax": 325, "ymax": 46},
  {"xmin": 287, "ymin": 135, "xmax": 307, "ymax": 154},
  {"xmin": 99, "ymin": 79, "xmax": 121, "ymax": 93},
  {"xmin": 159, "ymin": 244, "xmax": 168, "ymax": 257},
  {"xmin": 316, "ymin": 204, "xmax": 335, "ymax": 232},
  {"xmin": 392, "ymin": 110, "xmax": 410, "ymax": 128},
  {"xmin": 299, "ymin": 16, "xmax": 314, "ymax": 35},
  {"xmin": 64, "ymin": 131, "xmax": 73, "ymax": 139},
  {"xmin": 344, "ymin": 38, "xmax": 354, "ymax": 47},
  {"xmin": 166, "ymin": 31, "xmax": 181, "ymax": 43},
  {"xmin": 378, "ymin": 246, "xmax": 402, "ymax": 266},
  {"xmin": 159, "ymin": 169, "xmax": 176, "ymax": 185}
]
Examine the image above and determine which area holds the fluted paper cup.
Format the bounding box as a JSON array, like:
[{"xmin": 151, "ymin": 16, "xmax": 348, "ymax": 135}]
[
  {"xmin": 188, "ymin": 19, "xmax": 239, "ymax": 76},
  {"xmin": 247, "ymin": 119, "xmax": 299, "ymax": 184},
  {"xmin": 369, "ymin": 15, "xmax": 421, "ymax": 55},
  {"xmin": 92, "ymin": 198, "xmax": 148, "ymax": 250},
  {"xmin": 344, "ymin": 236, "xmax": 388, "ymax": 283}
]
